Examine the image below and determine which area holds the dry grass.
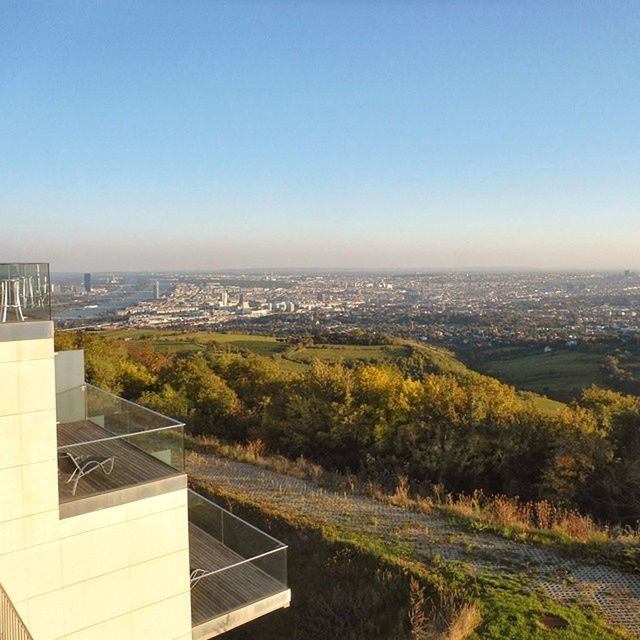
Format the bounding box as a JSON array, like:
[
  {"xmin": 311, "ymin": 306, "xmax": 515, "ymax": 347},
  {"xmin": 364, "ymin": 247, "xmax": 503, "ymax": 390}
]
[
  {"xmin": 409, "ymin": 576, "xmax": 481, "ymax": 640},
  {"xmin": 390, "ymin": 474, "xmax": 411, "ymax": 506},
  {"xmin": 437, "ymin": 489, "xmax": 618, "ymax": 543},
  {"xmin": 188, "ymin": 434, "xmax": 354, "ymax": 492},
  {"xmin": 409, "ymin": 576, "xmax": 430, "ymax": 639},
  {"xmin": 186, "ymin": 434, "xmax": 640, "ymax": 548},
  {"xmin": 446, "ymin": 603, "xmax": 482, "ymax": 640}
]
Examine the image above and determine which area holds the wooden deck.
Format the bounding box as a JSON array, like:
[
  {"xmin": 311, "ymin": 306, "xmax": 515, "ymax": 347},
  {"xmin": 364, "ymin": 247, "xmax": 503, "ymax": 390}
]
[
  {"xmin": 189, "ymin": 523, "xmax": 287, "ymax": 627},
  {"xmin": 58, "ymin": 421, "xmax": 288, "ymax": 629},
  {"xmin": 57, "ymin": 420, "xmax": 183, "ymax": 503}
]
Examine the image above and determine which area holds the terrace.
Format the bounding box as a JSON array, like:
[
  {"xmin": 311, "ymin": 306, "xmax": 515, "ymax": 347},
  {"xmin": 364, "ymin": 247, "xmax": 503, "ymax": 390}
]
[
  {"xmin": 56, "ymin": 383, "xmax": 186, "ymax": 517},
  {"xmin": 188, "ymin": 491, "xmax": 289, "ymax": 637},
  {"xmin": 55, "ymin": 383, "xmax": 290, "ymax": 634}
]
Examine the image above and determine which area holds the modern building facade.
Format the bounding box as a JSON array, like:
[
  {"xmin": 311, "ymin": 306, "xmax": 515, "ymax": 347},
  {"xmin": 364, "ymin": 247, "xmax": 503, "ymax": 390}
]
[
  {"xmin": 83, "ymin": 273, "xmax": 91, "ymax": 294},
  {"xmin": 0, "ymin": 263, "xmax": 290, "ymax": 640}
]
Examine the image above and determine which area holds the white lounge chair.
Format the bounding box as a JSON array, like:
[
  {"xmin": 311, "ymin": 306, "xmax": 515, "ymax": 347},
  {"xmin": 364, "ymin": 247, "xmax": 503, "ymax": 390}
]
[
  {"xmin": 189, "ymin": 568, "xmax": 208, "ymax": 589},
  {"xmin": 59, "ymin": 451, "xmax": 115, "ymax": 496}
]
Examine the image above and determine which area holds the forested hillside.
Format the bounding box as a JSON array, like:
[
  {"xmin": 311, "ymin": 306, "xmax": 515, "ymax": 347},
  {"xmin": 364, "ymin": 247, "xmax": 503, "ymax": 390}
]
[{"xmin": 55, "ymin": 330, "xmax": 640, "ymax": 526}]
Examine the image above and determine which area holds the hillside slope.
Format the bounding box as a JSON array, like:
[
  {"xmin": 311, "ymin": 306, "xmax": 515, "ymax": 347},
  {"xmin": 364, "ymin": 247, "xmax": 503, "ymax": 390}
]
[{"xmin": 189, "ymin": 451, "xmax": 638, "ymax": 639}]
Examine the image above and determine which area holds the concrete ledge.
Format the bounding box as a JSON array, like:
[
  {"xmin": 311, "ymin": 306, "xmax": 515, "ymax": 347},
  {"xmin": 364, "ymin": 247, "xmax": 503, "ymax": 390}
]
[
  {"xmin": 0, "ymin": 320, "xmax": 53, "ymax": 342},
  {"xmin": 59, "ymin": 474, "xmax": 187, "ymax": 519},
  {"xmin": 191, "ymin": 589, "xmax": 291, "ymax": 640}
]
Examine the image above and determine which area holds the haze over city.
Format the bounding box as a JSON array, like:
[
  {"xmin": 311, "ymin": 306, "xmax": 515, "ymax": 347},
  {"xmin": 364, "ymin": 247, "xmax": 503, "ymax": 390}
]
[{"xmin": 2, "ymin": 1, "xmax": 639, "ymax": 271}]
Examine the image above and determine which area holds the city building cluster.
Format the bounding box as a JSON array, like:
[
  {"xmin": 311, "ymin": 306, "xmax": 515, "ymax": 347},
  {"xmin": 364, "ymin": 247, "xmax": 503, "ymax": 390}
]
[{"xmin": 53, "ymin": 270, "xmax": 640, "ymax": 348}]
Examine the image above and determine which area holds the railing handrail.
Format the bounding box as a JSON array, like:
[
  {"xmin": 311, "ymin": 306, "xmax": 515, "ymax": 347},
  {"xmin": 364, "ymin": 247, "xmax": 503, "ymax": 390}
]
[
  {"xmin": 56, "ymin": 383, "xmax": 185, "ymax": 450},
  {"xmin": 0, "ymin": 581, "xmax": 34, "ymax": 640},
  {"xmin": 188, "ymin": 488, "xmax": 287, "ymax": 548},
  {"xmin": 195, "ymin": 544, "xmax": 287, "ymax": 581},
  {"xmin": 83, "ymin": 383, "xmax": 186, "ymax": 427},
  {"xmin": 56, "ymin": 422, "xmax": 184, "ymax": 450}
]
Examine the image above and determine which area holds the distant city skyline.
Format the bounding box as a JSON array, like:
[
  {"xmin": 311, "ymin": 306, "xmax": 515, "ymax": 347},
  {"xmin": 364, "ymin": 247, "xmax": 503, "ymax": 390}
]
[
  {"xmin": 2, "ymin": 1, "xmax": 639, "ymax": 271},
  {"xmin": 52, "ymin": 266, "xmax": 639, "ymax": 277}
]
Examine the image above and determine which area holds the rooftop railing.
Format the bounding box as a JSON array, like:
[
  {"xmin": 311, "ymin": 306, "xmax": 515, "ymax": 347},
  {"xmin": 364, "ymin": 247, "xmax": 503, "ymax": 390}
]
[
  {"xmin": 0, "ymin": 263, "xmax": 50, "ymax": 323},
  {"xmin": 188, "ymin": 490, "xmax": 288, "ymax": 628},
  {"xmin": 56, "ymin": 384, "xmax": 185, "ymax": 502}
]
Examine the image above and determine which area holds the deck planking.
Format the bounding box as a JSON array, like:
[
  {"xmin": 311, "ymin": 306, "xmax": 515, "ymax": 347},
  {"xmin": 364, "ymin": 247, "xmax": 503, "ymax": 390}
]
[
  {"xmin": 57, "ymin": 420, "xmax": 182, "ymax": 502},
  {"xmin": 189, "ymin": 523, "xmax": 286, "ymax": 626}
]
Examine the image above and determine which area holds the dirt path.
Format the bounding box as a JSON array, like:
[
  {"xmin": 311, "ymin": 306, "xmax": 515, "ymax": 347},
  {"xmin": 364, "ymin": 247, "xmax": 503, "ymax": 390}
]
[{"xmin": 188, "ymin": 452, "xmax": 640, "ymax": 637}]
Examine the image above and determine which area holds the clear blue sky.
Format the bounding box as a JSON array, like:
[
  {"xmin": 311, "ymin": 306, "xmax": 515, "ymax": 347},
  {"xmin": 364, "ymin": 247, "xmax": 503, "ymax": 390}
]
[{"xmin": 2, "ymin": 1, "xmax": 639, "ymax": 271}]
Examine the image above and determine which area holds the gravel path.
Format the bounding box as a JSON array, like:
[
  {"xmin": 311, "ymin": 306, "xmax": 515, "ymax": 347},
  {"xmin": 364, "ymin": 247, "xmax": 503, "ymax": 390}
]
[{"xmin": 188, "ymin": 452, "xmax": 640, "ymax": 637}]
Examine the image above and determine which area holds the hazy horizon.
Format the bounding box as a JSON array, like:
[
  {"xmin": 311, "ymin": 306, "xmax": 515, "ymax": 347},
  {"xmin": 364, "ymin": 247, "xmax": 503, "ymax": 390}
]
[
  {"xmin": 3, "ymin": 2, "xmax": 639, "ymax": 272},
  {"xmin": 49, "ymin": 265, "xmax": 640, "ymax": 277}
]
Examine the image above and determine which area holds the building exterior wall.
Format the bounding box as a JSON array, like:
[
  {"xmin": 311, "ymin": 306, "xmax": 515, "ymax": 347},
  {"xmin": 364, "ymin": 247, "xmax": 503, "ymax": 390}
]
[
  {"xmin": 54, "ymin": 350, "xmax": 85, "ymax": 423},
  {"xmin": 0, "ymin": 322, "xmax": 192, "ymax": 640},
  {"xmin": 54, "ymin": 350, "xmax": 85, "ymax": 394}
]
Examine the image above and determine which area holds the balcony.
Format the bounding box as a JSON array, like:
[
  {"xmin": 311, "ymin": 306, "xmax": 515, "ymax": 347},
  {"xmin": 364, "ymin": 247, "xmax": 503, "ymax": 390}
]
[
  {"xmin": 0, "ymin": 263, "xmax": 50, "ymax": 323},
  {"xmin": 56, "ymin": 383, "xmax": 290, "ymax": 633},
  {"xmin": 56, "ymin": 384, "xmax": 186, "ymax": 517},
  {"xmin": 188, "ymin": 490, "xmax": 290, "ymax": 638}
]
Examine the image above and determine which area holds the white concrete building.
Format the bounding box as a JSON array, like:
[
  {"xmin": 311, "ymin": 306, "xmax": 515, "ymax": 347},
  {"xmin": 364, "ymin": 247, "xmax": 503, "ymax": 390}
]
[{"xmin": 0, "ymin": 263, "xmax": 290, "ymax": 640}]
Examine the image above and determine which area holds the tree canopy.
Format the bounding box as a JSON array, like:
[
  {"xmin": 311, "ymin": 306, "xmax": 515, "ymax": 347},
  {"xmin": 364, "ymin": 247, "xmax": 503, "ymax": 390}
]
[{"xmin": 56, "ymin": 330, "xmax": 640, "ymax": 525}]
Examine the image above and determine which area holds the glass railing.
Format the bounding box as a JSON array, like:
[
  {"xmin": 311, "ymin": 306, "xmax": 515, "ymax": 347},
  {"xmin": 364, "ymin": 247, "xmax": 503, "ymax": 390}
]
[
  {"xmin": 57, "ymin": 383, "xmax": 184, "ymax": 443},
  {"xmin": 0, "ymin": 263, "xmax": 50, "ymax": 323},
  {"xmin": 56, "ymin": 384, "xmax": 185, "ymax": 501},
  {"xmin": 188, "ymin": 490, "xmax": 288, "ymax": 627}
]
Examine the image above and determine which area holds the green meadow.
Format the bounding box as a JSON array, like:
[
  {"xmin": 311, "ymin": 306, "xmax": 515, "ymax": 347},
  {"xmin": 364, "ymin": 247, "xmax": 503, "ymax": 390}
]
[{"xmin": 474, "ymin": 348, "xmax": 606, "ymax": 400}]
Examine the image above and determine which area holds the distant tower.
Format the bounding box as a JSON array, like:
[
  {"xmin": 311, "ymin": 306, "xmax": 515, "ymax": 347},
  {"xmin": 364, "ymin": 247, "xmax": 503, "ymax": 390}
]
[
  {"xmin": 83, "ymin": 273, "xmax": 92, "ymax": 293},
  {"xmin": 154, "ymin": 280, "xmax": 160, "ymax": 299},
  {"xmin": 238, "ymin": 293, "xmax": 245, "ymax": 309},
  {"xmin": 221, "ymin": 290, "xmax": 229, "ymax": 307}
]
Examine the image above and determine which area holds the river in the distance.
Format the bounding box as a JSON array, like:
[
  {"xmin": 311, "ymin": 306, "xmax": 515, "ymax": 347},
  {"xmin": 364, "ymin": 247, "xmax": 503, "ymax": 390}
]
[{"xmin": 54, "ymin": 283, "xmax": 171, "ymax": 320}]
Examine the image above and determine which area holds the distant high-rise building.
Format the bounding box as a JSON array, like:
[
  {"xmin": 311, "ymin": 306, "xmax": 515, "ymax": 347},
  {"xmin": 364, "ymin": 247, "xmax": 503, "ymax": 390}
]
[
  {"xmin": 238, "ymin": 293, "xmax": 249, "ymax": 310},
  {"xmin": 83, "ymin": 272, "xmax": 92, "ymax": 293},
  {"xmin": 221, "ymin": 290, "xmax": 229, "ymax": 307},
  {"xmin": 154, "ymin": 280, "xmax": 161, "ymax": 299}
]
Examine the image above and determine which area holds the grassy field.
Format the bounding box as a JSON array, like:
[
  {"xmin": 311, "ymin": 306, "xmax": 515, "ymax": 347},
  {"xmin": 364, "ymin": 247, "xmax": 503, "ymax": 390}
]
[
  {"xmin": 152, "ymin": 340, "xmax": 202, "ymax": 352},
  {"xmin": 194, "ymin": 481, "xmax": 627, "ymax": 640},
  {"xmin": 102, "ymin": 329, "xmax": 419, "ymax": 369},
  {"xmin": 517, "ymin": 391, "xmax": 566, "ymax": 415},
  {"xmin": 286, "ymin": 344, "xmax": 411, "ymax": 364},
  {"xmin": 472, "ymin": 348, "xmax": 606, "ymax": 401},
  {"xmin": 105, "ymin": 328, "xmax": 288, "ymax": 356}
]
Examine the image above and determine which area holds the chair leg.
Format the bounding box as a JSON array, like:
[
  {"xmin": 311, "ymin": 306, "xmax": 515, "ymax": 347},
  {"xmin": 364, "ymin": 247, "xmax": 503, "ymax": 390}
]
[
  {"xmin": 102, "ymin": 457, "xmax": 115, "ymax": 475},
  {"xmin": 71, "ymin": 473, "xmax": 82, "ymax": 496},
  {"xmin": 14, "ymin": 281, "xmax": 24, "ymax": 321},
  {"xmin": 1, "ymin": 282, "xmax": 7, "ymax": 323}
]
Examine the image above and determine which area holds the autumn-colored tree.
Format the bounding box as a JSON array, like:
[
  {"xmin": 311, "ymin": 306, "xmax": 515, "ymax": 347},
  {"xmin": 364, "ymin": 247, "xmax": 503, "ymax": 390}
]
[
  {"xmin": 209, "ymin": 352, "xmax": 284, "ymax": 411},
  {"xmin": 160, "ymin": 355, "xmax": 240, "ymax": 436},
  {"xmin": 139, "ymin": 384, "xmax": 191, "ymax": 422},
  {"xmin": 579, "ymin": 387, "xmax": 640, "ymax": 522},
  {"xmin": 53, "ymin": 331, "xmax": 640, "ymax": 526}
]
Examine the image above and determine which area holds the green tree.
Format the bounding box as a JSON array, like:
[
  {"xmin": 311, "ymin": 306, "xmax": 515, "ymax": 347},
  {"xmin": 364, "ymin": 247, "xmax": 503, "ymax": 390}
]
[{"xmin": 161, "ymin": 355, "xmax": 240, "ymax": 436}]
